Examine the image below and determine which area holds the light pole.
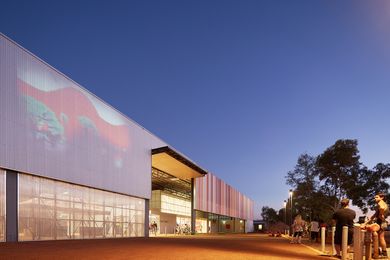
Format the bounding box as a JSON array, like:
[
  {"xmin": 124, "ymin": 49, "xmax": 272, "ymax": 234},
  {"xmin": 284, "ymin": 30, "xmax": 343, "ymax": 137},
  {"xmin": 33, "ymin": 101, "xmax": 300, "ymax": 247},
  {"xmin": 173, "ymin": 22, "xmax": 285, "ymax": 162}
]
[
  {"xmin": 289, "ymin": 189, "xmax": 293, "ymax": 234},
  {"xmin": 283, "ymin": 200, "xmax": 287, "ymax": 235}
]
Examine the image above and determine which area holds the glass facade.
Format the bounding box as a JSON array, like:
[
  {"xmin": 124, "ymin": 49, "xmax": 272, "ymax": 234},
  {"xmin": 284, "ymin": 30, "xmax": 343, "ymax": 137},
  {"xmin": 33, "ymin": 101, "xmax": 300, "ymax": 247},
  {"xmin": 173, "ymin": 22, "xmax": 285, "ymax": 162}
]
[
  {"xmin": 0, "ymin": 169, "xmax": 5, "ymax": 241},
  {"xmin": 161, "ymin": 193, "xmax": 191, "ymax": 217},
  {"xmin": 18, "ymin": 174, "xmax": 145, "ymax": 241},
  {"xmin": 151, "ymin": 190, "xmax": 191, "ymax": 217}
]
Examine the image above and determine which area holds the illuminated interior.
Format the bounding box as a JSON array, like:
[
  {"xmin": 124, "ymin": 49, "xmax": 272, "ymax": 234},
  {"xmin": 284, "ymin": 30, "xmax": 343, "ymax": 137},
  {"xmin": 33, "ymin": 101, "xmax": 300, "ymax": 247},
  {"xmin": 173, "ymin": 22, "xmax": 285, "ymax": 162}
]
[{"xmin": 18, "ymin": 174, "xmax": 145, "ymax": 241}]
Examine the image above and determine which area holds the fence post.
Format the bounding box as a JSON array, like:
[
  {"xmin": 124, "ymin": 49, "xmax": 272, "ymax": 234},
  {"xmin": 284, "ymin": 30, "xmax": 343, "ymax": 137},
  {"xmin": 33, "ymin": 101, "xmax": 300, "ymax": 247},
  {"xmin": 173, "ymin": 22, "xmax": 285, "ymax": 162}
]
[
  {"xmin": 342, "ymin": 226, "xmax": 348, "ymax": 260},
  {"xmin": 321, "ymin": 226, "xmax": 326, "ymax": 253},
  {"xmin": 353, "ymin": 224, "xmax": 363, "ymax": 260}
]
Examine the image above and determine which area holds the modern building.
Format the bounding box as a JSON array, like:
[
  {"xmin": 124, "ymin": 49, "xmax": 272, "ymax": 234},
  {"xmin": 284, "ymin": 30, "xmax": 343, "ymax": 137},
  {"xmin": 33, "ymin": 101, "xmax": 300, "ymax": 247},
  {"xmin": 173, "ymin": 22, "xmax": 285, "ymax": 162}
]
[
  {"xmin": 253, "ymin": 220, "xmax": 266, "ymax": 232},
  {"xmin": 0, "ymin": 33, "xmax": 254, "ymax": 242}
]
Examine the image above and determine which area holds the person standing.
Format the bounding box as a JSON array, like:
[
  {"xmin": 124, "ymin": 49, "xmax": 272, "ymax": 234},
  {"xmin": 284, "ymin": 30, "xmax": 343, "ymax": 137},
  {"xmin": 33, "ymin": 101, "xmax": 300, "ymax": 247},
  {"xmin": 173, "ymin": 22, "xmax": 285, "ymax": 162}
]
[
  {"xmin": 152, "ymin": 221, "xmax": 158, "ymax": 236},
  {"xmin": 291, "ymin": 214, "xmax": 305, "ymax": 244},
  {"xmin": 310, "ymin": 219, "xmax": 319, "ymax": 242},
  {"xmin": 332, "ymin": 198, "xmax": 356, "ymax": 258},
  {"xmin": 361, "ymin": 192, "xmax": 389, "ymax": 258}
]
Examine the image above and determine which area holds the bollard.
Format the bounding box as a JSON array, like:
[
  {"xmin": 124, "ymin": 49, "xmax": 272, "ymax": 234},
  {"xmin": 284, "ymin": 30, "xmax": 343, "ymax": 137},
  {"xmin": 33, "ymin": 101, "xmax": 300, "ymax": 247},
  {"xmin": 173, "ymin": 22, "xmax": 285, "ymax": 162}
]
[
  {"xmin": 365, "ymin": 230, "xmax": 372, "ymax": 260},
  {"xmin": 342, "ymin": 226, "xmax": 348, "ymax": 260},
  {"xmin": 353, "ymin": 224, "xmax": 363, "ymax": 260},
  {"xmin": 331, "ymin": 226, "xmax": 336, "ymax": 256},
  {"xmin": 321, "ymin": 226, "xmax": 326, "ymax": 253},
  {"xmin": 372, "ymin": 231, "xmax": 379, "ymax": 258}
]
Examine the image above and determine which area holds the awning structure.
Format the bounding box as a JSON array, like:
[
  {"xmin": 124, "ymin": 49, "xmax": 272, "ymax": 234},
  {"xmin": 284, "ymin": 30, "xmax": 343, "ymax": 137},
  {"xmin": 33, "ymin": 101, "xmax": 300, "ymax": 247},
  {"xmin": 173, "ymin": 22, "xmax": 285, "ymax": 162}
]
[
  {"xmin": 151, "ymin": 146, "xmax": 208, "ymax": 180},
  {"xmin": 151, "ymin": 168, "xmax": 192, "ymax": 199}
]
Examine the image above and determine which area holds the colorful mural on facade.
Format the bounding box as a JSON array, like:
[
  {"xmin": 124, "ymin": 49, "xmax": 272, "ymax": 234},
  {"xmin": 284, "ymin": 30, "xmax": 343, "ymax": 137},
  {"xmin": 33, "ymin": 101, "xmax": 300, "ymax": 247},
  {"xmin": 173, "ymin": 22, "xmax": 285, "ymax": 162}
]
[
  {"xmin": 194, "ymin": 173, "xmax": 254, "ymax": 220},
  {"xmin": 1, "ymin": 34, "xmax": 165, "ymax": 199},
  {"xmin": 16, "ymin": 58, "xmax": 130, "ymax": 169}
]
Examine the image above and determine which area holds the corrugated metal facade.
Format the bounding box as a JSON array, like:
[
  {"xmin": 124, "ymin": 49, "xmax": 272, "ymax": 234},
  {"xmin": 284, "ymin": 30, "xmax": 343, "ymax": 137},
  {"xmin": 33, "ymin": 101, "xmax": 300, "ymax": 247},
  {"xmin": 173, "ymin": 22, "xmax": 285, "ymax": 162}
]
[
  {"xmin": 0, "ymin": 34, "xmax": 165, "ymax": 199},
  {"xmin": 0, "ymin": 33, "xmax": 254, "ymax": 222},
  {"xmin": 194, "ymin": 173, "xmax": 254, "ymax": 220}
]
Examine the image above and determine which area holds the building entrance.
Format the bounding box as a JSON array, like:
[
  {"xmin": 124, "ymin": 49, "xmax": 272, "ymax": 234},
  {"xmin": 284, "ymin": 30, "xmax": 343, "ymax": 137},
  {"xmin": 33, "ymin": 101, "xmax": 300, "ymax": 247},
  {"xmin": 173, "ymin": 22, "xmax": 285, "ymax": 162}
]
[{"xmin": 150, "ymin": 168, "xmax": 192, "ymax": 235}]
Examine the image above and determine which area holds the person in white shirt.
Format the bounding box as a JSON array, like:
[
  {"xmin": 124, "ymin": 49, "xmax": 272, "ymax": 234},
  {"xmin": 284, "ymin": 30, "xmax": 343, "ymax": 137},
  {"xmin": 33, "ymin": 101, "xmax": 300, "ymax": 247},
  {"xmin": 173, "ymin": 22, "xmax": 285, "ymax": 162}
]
[{"xmin": 310, "ymin": 220, "xmax": 319, "ymax": 242}]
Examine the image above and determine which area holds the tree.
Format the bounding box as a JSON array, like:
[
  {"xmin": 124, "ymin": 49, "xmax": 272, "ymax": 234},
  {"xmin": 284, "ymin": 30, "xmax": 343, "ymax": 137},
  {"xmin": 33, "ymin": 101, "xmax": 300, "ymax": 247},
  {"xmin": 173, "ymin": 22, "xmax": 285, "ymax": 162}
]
[
  {"xmin": 261, "ymin": 206, "xmax": 280, "ymax": 224},
  {"xmin": 286, "ymin": 139, "xmax": 390, "ymax": 223},
  {"xmin": 286, "ymin": 153, "xmax": 317, "ymax": 188},
  {"xmin": 285, "ymin": 153, "xmax": 332, "ymax": 220},
  {"xmin": 350, "ymin": 163, "xmax": 390, "ymax": 213},
  {"xmin": 315, "ymin": 139, "xmax": 360, "ymax": 210}
]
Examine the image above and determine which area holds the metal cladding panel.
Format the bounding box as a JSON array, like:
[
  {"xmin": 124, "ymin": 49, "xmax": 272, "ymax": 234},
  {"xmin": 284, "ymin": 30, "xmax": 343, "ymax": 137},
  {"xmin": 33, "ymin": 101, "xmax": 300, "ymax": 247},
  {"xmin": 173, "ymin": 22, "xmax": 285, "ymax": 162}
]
[
  {"xmin": 194, "ymin": 173, "xmax": 254, "ymax": 220},
  {"xmin": 0, "ymin": 34, "xmax": 166, "ymax": 199}
]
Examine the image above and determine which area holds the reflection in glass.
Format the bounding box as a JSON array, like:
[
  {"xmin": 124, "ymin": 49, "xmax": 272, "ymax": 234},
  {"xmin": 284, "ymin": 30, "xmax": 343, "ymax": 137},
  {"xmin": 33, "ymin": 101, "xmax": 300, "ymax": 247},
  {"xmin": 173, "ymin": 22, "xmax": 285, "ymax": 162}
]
[{"xmin": 18, "ymin": 174, "xmax": 145, "ymax": 241}]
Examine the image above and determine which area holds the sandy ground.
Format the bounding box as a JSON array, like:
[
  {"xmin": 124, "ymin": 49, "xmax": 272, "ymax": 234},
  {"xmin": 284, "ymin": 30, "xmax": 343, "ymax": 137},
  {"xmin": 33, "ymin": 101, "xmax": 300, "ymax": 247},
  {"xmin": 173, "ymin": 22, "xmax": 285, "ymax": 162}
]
[{"xmin": 0, "ymin": 233, "xmax": 340, "ymax": 260}]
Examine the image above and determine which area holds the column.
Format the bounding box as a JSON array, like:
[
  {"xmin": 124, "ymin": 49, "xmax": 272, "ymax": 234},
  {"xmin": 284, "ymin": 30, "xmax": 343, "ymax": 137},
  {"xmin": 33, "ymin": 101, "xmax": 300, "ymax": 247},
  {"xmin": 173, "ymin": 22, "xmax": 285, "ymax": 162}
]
[
  {"xmin": 145, "ymin": 199, "xmax": 149, "ymax": 238},
  {"xmin": 191, "ymin": 178, "xmax": 196, "ymax": 235},
  {"xmin": 6, "ymin": 170, "xmax": 18, "ymax": 242}
]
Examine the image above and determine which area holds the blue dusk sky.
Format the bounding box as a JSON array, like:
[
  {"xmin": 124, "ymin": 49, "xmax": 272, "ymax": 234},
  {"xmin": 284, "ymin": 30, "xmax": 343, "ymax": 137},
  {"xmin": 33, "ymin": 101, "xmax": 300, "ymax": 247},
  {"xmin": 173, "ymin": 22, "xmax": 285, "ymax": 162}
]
[{"xmin": 1, "ymin": 1, "xmax": 390, "ymax": 218}]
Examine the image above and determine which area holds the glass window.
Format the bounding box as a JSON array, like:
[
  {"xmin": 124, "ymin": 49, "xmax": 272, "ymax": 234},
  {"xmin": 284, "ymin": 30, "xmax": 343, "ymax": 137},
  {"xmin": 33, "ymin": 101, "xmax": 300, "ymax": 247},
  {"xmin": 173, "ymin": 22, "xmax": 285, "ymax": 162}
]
[
  {"xmin": 18, "ymin": 174, "xmax": 145, "ymax": 241},
  {"xmin": 72, "ymin": 220, "xmax": 82, "ymax": 239},
  {"xmin": 158, "ymin": 192, "xmax": 191, "ymax": 216}
]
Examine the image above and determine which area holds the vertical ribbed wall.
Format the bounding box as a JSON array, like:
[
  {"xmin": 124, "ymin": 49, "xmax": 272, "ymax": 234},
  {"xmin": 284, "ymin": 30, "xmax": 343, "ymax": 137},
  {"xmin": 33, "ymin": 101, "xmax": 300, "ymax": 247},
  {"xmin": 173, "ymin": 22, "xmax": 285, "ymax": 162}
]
[{"xmin": 194, "ymin": 173, "xmax": 254, "ymax": 220}]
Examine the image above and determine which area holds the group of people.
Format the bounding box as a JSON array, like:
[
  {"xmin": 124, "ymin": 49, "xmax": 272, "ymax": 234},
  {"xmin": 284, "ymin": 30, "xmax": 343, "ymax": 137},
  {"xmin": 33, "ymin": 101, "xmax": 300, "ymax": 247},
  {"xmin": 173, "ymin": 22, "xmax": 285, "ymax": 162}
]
[
  {"xmin": 290, "ymin": 215, "xmax": 320, "ymax": 244},
  {"xmin": 291, "ymin": 192, "xmax": 389, "ymax": 259},
  {"xmin": 175, "ymin": 223, "xmax": 191, "ymax": 235},
  {"xmin": 332, "ymin": 193, "xmax": 389, "ymax": 259}
]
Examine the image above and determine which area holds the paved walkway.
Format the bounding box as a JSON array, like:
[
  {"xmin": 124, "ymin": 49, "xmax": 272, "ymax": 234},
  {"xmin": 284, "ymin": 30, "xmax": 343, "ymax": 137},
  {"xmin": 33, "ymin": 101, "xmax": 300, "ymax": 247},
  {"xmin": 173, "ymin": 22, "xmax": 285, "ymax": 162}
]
[
  {"xmin": 282, "ymin": 235, "xmax": 343, "ymax": 259},
  {"xmin": 0, "ymin": 233, "xmax": 345, "ymax": 260}
]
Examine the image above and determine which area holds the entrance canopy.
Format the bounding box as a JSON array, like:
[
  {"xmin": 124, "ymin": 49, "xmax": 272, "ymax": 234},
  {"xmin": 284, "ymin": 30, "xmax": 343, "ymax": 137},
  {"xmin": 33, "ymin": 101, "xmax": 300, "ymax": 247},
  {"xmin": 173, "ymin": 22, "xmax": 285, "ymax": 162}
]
[{"xmin": 151, "ymin": 146, "xmax": 208, "ymax": 180}]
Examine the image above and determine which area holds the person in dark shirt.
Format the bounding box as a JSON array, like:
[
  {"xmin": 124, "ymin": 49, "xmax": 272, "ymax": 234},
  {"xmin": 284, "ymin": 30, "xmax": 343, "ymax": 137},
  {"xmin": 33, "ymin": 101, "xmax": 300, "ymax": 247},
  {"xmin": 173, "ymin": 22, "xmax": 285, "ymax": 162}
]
[{"xmin": 332, "ymin": 198, "xmax": 356, "ymax": 258}]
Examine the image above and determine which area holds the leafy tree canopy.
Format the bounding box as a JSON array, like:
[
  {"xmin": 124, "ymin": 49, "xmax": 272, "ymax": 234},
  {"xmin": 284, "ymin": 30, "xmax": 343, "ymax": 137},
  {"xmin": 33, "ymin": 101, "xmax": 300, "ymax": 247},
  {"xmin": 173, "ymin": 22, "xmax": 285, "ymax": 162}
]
[
  {"xmin": 284, "ymin": 139, "xmax": 390, "ymax": 222},
  {"xmin": 316, "ymin": 139, "xmax": 360, "ymax": 209},
  {"xmin": 261, "ymin": 206, "xmax": 280, "ymax": 224}
]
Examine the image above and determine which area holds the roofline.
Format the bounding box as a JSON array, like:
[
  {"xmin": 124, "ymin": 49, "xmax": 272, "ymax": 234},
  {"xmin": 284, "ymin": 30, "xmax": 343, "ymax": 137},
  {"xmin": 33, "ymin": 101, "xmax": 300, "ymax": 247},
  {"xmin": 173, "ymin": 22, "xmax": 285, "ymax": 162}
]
[
  {"xmin": 152, "ymin": 146, "xmax": 208, "ymax": 176},
  {"xmin": 0, "ymin": 32, "xmax": 169, "ymax": 146}
]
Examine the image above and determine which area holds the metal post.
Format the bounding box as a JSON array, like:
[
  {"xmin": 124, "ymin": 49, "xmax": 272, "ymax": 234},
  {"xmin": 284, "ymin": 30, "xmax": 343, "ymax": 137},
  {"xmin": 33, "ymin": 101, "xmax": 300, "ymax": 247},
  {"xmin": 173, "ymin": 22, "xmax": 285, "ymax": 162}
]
[
  {"xmin": 372, "ymin": 231, "xmax": 379, "ymax": 259},
  {"xmin": 290, "ymin": 190, "xmax": 293, "ymax": 227},
  {"xmin": 342, "ymin": 226, "xmax": 348, "ymax": 260},
  {"xmin": 365, "ymin": 230, "xmax": 372, "ymax": 260},
  {"xmin": 353, "ymin": 224, "xmax": 364, "ymax": 260},
  {"xmin": 331, "ymin": 226, "xmax": 336, "ymax": 256},
  {"xmin": 289, "ymin": 190, "xmax": 293, "ymax": 235},
  {"xmin": 283, "ymin": 200, "xmax": 287, "ymax": 235},
  {"xmin": 321, "ymin": 226, "xmax": 326, "ymax": 253}
]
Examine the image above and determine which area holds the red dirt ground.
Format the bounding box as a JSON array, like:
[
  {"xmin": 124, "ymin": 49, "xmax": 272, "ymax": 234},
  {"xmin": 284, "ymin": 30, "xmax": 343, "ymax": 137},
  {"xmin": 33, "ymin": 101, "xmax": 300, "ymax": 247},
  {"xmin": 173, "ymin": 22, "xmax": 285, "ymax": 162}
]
[{"xmin": 0, "ymin": 233, "xmax": 334, "ymax": 260}]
